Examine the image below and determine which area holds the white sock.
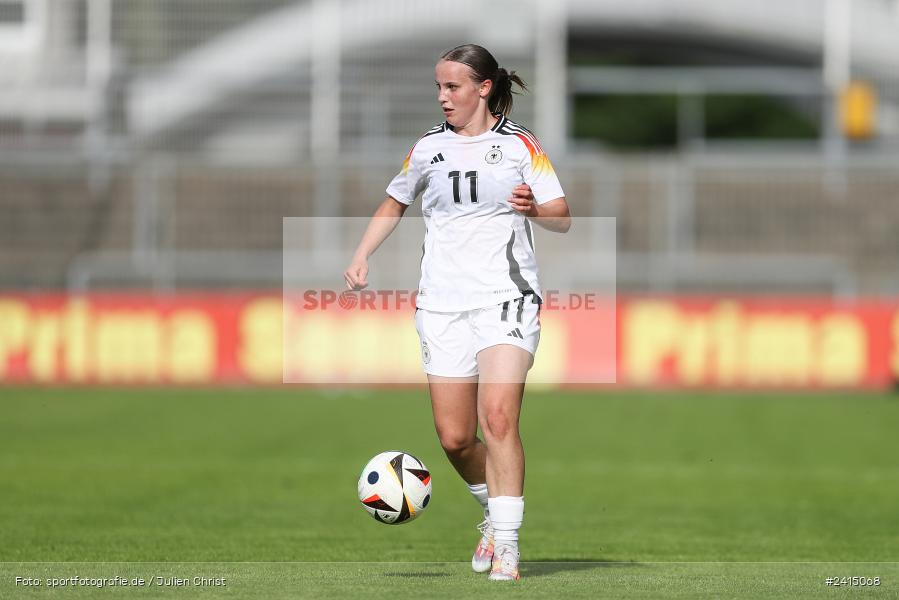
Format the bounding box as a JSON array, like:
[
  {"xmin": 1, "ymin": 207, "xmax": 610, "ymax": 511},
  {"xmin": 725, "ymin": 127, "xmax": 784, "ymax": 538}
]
[
  {"xmin": 467, "ymin": 483, "xmax": 490, "ymax": 519},
  {"xmin": 488, "ymin": 496, "xmax": 523, "ymax": 547}
]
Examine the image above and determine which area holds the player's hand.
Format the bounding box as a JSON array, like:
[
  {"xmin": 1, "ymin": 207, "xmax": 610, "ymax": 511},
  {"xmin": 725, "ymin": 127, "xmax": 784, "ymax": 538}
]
[
  {"xmin": 344, "ymin": 258, "xmax": 369, "ymax": 290},
  {"xmin": 509, "ymin": 184, "xmax": 538, "ymax": 217}
]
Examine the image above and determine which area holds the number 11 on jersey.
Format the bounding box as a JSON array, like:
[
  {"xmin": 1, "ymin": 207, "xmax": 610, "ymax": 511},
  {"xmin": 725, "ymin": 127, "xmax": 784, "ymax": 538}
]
[{"xmin": 449, "ymin": 170, "xmax": 478, "ymax": 204}]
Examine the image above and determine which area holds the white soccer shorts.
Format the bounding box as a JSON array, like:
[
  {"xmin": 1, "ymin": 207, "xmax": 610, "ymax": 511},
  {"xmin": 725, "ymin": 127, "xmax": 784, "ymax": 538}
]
[{"xmin": 414, "ymin": 294, "xmax": 541, "ymax": 377}]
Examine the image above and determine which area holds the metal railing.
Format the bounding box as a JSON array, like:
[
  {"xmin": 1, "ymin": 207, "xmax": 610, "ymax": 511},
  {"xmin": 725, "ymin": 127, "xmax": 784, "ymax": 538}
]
[{"xmin": 27, "ymin": 151, "xmax": 893, "ymax": 296}]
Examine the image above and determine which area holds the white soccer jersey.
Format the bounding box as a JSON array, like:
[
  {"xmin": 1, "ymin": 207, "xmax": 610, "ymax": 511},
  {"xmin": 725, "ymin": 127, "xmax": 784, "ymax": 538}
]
[{"xmin": 386, "ymin": 114, "xmax": 565, "ymax": 312}]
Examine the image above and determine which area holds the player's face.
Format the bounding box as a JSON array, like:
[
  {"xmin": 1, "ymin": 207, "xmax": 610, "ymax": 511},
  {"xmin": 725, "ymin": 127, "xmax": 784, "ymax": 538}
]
[{"xmin": 435, "ymin": 60, "xmax": 490, "ymax": 128}]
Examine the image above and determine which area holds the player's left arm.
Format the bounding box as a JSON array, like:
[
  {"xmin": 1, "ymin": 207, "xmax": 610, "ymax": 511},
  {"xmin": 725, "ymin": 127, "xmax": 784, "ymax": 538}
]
[{"xmin": 509, "ymin": 185, "xmax": 571, "ymax": 233}]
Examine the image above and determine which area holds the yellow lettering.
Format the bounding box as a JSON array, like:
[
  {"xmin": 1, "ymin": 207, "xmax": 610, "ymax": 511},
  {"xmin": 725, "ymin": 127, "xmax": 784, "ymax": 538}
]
[
  {"xmin": 29, "ymin": 314, "xmax": 60, "ymax": 382},
  {"xmin": 744, "ymin": 315, "xmax": 813, "ymax": 385},
  {"xmin": 167, "ymin": 311, "xmax": 215, "ymax": 382},
  {"xmin": 289, "ymin": 312, "xmax": 338, "ymax": 381},
  {"xmin": 708, "ymin": 302, "xmax": 743, "ymax": 384},
  {"xmin": 285, "ymin": 310, "xmax": 431, "ymax": 384},
  {"xmin": 94, "ymin": 312, "xmax": 162, "ymax": 382},
  {"xmin": 677, "ymin": 316, "xmax": 709, "ymax": 385},
  {"xmin": 394, "ymin": 315, "xmax": 426, "ymax": 382},
  {"xmin": 0, "ymin": 299, "xmax": 29, "ymax": 379},
  {"xmin": 529, "ymin": 314, "xmax": 566, "ymax": 386},
  {"xmin": 240, "ymin": 298, "xmax": 283, "ymax": 383},
  {"xmin": 63, "ymin": 298, "xmax": 90, "ymax": 382},
  {"xmin": 624, "ymin": 301, "xmax": 681, "ymax": 384},
  {"xmin": 818, "ymin": 314, "xmax": 865, "ymax": 386},
  {"xmin": 338, "ymin": 313, "xmax": 422, "ymax": 383},
  {"xmin": 342, "ymin": 314, "xmax": 382, "ymax": 381}
]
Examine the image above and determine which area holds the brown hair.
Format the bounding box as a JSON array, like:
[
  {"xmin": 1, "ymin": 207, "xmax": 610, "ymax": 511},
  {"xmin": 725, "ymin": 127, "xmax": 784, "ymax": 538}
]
[{"xmin": 440, "ymin": 44, "xmax": 528, "ymax": 116}]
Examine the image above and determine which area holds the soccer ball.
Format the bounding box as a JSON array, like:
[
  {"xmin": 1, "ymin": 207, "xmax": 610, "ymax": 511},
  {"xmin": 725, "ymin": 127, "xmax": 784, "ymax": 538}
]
[{"xmin": 357, "ymin": 451, "xmax": 431, "ymax": 524}]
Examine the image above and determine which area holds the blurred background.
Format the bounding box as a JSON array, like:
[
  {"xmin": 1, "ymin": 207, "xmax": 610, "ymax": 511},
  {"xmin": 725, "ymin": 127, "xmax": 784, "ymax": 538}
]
[
  {"xmin": 5, "ymin": 5, "xmax": 899, "ymax": 588},
  {"xmin": 1, "ymin": 0, "xmax": 898, "ymax": 387}
]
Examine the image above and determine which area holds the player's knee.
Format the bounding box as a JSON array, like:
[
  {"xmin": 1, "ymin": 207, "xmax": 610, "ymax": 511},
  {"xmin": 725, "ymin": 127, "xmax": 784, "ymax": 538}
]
[
  {"xmin": 437, "ymin": 430, "xmax": 475, "ymax": 455},
  {"xmin": 480, "ymin": 409, "xmax": 516, "ymax": 442}
]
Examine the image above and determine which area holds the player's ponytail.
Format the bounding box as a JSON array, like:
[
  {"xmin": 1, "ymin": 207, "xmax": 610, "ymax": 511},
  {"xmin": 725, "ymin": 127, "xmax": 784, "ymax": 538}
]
[
  {"xmin": 490, "ymin": 67, "xmax": 528, "ymax": 116},
  {"xmin": 440, "ymin": 44, "xmax": 529, "ymax": 116}
]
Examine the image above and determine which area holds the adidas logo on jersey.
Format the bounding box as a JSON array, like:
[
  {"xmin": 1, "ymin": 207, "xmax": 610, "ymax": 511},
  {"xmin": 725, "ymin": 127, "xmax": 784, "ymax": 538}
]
[
  {"xmin": 506, "ymin": 328, "xmax": 523, "ymax": 339},
  {"xmin": 430, "ymin": 153, "xmax": 445, "ymax": 164}
]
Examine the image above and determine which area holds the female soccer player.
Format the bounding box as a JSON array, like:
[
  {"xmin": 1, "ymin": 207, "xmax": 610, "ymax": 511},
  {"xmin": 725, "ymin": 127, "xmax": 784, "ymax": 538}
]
[{"xmin": 344, "ymin": 44, "xmax": 570, "ymax": 581}]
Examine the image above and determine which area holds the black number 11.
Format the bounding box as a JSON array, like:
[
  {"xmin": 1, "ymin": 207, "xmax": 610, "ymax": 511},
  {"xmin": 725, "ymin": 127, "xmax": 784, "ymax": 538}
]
[{"xmin": 449, "ymin": 170, "xmax": 478, "ymax": 204}]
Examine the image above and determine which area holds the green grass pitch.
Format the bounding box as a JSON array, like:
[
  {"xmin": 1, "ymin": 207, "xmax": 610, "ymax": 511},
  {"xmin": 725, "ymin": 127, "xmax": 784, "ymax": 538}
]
[{"xmin": 2, "ymin": 387, "xmax": 898, "ymax": 598}]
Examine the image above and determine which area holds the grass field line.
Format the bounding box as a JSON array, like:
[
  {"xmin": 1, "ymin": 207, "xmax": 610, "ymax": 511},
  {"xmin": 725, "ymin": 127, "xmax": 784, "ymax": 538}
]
[
  {"xmin": 4, "ymin": 561, "xmax": 898, "ymax": 565},
  {"xmin": 3, "ymin": 457, "xmax": 895, "ymax": 479},
  {"xmin": 539, "ymin": 461, "xmax": 898, "ymax": 478}
]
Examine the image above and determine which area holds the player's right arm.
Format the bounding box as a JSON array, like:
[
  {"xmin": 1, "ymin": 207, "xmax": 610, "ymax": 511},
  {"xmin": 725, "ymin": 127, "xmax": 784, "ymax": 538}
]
[
  {"xmin": 344, "ymin": 196, "xmax": 409, "ymax": 290},
  {"xmin": 345, "ymin": 133, "xmax": 430, "ymax": 290}
]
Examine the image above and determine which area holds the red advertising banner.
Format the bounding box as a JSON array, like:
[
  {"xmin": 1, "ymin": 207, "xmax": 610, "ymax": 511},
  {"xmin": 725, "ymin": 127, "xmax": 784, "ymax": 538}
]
[
  {"xmin": 0, "ymin": 293, "xmax": 897, "ymax": 388},
  {"xmin": 617, "ymin": 296, "xmax": 897, "ymax": 389}
]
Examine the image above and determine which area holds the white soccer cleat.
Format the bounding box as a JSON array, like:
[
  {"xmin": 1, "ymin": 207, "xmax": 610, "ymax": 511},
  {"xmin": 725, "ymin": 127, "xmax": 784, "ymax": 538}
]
[
  {"xmin": 471, "ymin": 518, "xmax": 494, "ymax": 573},
  {"xmin": 488, "ymin": 544, "xmax": 520, "ymax": 581}
]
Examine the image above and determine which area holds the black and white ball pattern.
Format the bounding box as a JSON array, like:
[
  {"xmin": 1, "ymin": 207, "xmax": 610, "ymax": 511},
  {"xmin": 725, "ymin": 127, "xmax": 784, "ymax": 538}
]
[{"xmin": 357, "ymin": 451, "xmax": 431, "ymax": 524}]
